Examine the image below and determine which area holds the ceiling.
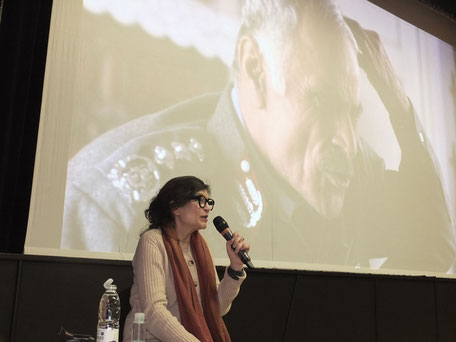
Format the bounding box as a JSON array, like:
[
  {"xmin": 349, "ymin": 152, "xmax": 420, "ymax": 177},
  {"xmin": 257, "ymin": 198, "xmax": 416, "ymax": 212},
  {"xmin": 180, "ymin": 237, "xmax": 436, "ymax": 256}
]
[{"xmin": 421, "ymin": 0, "xmax": 456, "ymax": 19}]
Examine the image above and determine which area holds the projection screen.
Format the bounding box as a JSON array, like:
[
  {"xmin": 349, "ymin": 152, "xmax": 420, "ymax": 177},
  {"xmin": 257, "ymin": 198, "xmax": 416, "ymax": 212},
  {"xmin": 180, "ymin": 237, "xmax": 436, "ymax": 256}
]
[{"xmin": 25, "ymin": 0, "xmax": 456, "ymax": 278}]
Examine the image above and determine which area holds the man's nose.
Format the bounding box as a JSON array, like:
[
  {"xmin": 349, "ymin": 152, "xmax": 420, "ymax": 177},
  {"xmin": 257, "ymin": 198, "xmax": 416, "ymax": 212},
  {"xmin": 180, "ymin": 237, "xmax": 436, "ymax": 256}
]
[{"xmin": 332, "ymin": 116, "xmax": 358, "ymax": 159}]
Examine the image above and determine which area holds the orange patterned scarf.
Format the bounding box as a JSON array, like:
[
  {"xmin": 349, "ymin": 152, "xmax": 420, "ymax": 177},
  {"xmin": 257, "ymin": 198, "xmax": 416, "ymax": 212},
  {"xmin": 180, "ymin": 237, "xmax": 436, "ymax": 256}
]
[{"xmin": 162, "ymin": 229, "xmax": 231, "ymax": 342}]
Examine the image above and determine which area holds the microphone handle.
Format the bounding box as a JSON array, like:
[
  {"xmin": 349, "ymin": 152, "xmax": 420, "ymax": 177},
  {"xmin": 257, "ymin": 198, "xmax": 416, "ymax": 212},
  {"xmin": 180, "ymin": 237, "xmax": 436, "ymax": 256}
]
[{"xmin": 222, "ymin": 232, "xmax": 254, "ymax": 268}]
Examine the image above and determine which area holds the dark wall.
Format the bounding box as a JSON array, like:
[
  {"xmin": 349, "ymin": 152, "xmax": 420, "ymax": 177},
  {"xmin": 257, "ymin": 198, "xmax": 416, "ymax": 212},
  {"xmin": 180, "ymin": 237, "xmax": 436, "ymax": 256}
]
[
  {"xmin": 0, "ymin": 0, "xmax": 53, "ymax": 254},
  {"xmin": 1, "ymin": 253, "xmax": 456, "ymax": 342},
  {"xmin": 370, "ymin": 0, "xmax": 456, "ymax": 46},
  {"xmin": 0, "ymin": 258, "xmax": 19, "ymax": 342},
  {"xmin": 0, "ymin": 254, "xmax": 134, "ymax": 342}
]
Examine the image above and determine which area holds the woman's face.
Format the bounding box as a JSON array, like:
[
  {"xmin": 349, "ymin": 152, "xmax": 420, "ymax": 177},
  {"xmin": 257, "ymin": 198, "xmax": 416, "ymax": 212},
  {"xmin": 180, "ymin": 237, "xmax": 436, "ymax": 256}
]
[{"xmin": 173, "ymin": 190, "xmax": 212, "ymax": 231}]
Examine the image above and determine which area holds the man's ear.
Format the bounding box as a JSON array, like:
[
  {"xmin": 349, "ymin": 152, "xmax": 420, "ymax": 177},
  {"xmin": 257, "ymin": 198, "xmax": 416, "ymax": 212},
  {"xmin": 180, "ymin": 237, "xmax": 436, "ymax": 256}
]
[{"xmin": 237, "ymin": 35, "xmax": 266, "ymax": 109}]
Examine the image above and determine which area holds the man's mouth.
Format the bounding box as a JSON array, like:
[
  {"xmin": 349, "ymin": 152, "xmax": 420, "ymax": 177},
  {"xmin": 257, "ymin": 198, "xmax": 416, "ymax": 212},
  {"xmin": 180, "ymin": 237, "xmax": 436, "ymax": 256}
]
[
  {"xmin": 324, "ymin": 170, "xmax": 351, "ymax": 190},
  {"xmin": 320, "ymin": 154, "xmax": 354, "ymax": 191}
]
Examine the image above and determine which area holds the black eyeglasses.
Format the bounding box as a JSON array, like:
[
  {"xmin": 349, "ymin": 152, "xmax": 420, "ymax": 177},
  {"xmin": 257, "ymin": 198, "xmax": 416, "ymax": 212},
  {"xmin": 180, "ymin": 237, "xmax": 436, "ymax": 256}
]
[{"xmin": 191, "ymin": 195, "xmax": 215, "ymax": 210}]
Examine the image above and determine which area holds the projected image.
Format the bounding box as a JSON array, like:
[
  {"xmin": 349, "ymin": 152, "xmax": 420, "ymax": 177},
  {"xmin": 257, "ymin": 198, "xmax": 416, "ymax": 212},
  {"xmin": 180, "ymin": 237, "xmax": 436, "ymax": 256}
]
[{"xmin": 58, "ymin": 0, "xmax": 456, "ymax": 274}]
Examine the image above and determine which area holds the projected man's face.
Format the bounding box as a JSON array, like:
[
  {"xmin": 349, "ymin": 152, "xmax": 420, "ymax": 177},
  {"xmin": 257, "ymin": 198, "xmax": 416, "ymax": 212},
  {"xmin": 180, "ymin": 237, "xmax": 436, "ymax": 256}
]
[{"xmin": 253, "ymin": 29, "xmax": 361, "ymax": 219}]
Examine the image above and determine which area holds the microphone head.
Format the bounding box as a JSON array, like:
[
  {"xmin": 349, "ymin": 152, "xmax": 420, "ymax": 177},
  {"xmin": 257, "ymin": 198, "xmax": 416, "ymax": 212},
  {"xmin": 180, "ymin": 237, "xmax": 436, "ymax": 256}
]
[{"xmin": 213, "ymin": 216, "xmax": 229, "ymax": 233}]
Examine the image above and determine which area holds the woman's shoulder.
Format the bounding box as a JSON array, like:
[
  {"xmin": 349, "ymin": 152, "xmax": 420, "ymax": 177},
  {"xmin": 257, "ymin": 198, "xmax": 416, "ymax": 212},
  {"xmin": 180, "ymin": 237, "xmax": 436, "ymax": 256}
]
[
  {"xmin": 133, "ymin": 229, "xmax": 168, "ymax": 267},
  {"xmin": 140, "ymin": 228, "xmax": 163, "ymax": 245}
]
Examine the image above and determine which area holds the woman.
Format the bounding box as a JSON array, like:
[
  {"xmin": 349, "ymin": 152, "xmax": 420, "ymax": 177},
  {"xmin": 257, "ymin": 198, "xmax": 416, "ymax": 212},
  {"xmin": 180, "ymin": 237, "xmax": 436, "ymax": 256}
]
[{"xmin": 123, "ymin": 176, "xmax": 249, "ymax": 342}]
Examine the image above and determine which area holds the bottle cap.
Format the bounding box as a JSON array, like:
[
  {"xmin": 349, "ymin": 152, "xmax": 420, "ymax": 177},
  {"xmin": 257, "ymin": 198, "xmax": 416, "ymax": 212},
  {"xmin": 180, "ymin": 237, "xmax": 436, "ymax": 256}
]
[
  {"xmin": 134, "ymin": 312, "xmax": 145, "ymax": 323},
  {"xmin": 103, "ymin": 278, "xmax": 117, "ymax": 291}
]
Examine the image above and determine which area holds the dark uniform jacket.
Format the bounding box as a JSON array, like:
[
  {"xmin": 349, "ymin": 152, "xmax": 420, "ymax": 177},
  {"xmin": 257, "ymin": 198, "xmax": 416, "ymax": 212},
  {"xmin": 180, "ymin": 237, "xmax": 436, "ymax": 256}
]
[{"xmin": 63, "ymin": 89, "xmax": 456, "ymax": 273}]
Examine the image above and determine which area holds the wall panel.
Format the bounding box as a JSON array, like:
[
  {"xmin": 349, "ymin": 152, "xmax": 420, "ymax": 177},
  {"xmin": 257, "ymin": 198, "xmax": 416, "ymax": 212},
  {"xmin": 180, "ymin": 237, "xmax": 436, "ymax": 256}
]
[
  {"xmin": 222, "ymin": 269, "xmax": 297, "ymax": 342},
  {"xmin": 284, "ymin": 273, "xmax": 376, "ymax": 342},
  {"xmin": 12, "ymin": 257, "xmax": 132, "ymax": 342},
  {"xmin": 435, "ymin": 279, "xmax": 456, "ymax": 341},
  {"xmin": 0, "ymin": 258, "xmax": 19, "ymax": 342},
  {"xmin": 376, "ymin": 277, "xmax": 437, "ymax": 341},
  {"xmin": 1, "ymin": 255, "xmax": 456, "ymax": 342}
]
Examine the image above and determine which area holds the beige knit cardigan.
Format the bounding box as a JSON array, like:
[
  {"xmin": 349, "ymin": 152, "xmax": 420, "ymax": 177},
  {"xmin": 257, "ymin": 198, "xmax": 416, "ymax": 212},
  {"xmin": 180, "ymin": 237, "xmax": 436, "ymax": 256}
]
[{"xmin": 123, "ymin": 229, "xmax": 246, "ymax": 342}]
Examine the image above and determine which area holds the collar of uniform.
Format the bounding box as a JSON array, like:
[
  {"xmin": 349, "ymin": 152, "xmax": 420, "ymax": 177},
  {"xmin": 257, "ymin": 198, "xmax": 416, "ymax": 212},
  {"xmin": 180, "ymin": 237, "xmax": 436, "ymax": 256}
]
[
  {"xmin": 207, "ymin": 86, "xmax": 245, "ymax": 164},
  {"xmin": 207, "ymin": 86, "xmax": 310, "ymax": 225},
  {"xmin": 230, "ymin": 85, "xmax": 245, "ymax": 128},
  {"xmin": 206, "ymin": 87, "xmax": 354, "ymax": 264}
]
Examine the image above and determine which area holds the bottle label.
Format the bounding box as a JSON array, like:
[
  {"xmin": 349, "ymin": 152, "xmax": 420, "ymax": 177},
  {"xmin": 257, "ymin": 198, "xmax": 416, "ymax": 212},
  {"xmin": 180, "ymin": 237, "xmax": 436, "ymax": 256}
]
[{"xmin": 96, "ymin": 328, "xmax": 119, "ymax": 342}]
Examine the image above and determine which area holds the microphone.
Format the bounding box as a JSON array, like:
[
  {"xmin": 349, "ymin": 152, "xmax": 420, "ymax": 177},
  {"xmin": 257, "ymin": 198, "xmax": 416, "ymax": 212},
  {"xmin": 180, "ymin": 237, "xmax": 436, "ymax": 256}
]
[{"xmin": 213, "ymin": 216, "xmax": 254, "ymax": 269}]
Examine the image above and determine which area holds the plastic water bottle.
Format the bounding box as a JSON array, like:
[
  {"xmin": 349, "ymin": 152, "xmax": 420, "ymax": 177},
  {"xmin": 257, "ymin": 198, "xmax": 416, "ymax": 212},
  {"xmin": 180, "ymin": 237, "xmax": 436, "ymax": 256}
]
[
  {"xmin": 96, "ymin": 278, "xmax": 121, "ymax": 342},
  {"xmin": 131, "ymin": 312, "xmax": 146, "ymax": 342}
]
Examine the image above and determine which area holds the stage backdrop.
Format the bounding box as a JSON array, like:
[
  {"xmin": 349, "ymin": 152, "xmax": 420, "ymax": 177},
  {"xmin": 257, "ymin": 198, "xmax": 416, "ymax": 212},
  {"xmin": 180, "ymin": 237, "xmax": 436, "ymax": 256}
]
[{"xmin": 25, "ymin": 0, "xmax": 456, "ymax": 278}]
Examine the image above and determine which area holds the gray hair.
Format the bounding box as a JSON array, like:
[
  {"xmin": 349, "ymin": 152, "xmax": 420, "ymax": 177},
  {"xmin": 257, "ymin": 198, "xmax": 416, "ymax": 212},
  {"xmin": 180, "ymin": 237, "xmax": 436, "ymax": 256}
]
[{"xmin": 233, "ymin": 0, "xmax": 353, "ymax": 93}]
